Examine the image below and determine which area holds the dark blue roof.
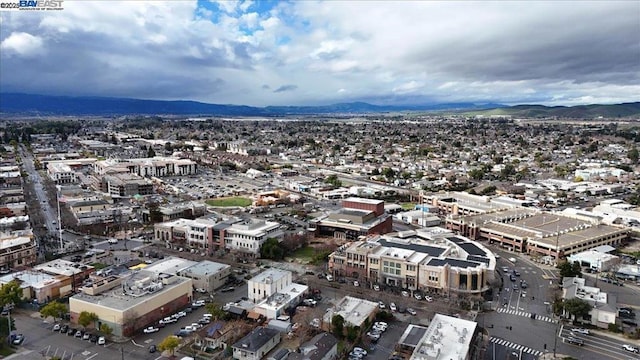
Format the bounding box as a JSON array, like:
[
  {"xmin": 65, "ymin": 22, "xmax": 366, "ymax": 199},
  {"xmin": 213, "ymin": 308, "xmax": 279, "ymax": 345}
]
[
  {"xmin": 378, "ymin": 239, "xmax": 446, "ymax": 257},
  {"xmin": 206, "ymin": 322, "xmax": 224, "ymax": 337},
  {"xmin": 459, "ymin": 242, "xmax": 486, "ymax": 256},
  {"xmin": 427, "ymin": 258, "xmax": 481, "ymax": 268},
  {"xmin": 468, "ymin": 255, "xmax": 489, "ymax": 266}
]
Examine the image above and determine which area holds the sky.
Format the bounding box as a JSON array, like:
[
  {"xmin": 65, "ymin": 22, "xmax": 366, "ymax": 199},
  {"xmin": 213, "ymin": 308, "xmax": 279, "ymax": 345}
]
[{"xmin": 1, "ymin": 0, "xmax": 639, "ymax": 107}]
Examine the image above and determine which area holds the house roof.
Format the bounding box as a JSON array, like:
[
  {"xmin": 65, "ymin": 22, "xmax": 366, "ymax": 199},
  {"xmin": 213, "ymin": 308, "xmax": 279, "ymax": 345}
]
[
  {"xmin": 288, "ymin": 332, "xmax": 338, "ymax": 360},
  {"xmin": 232, "ymin": 327, "xmax": 280, "ymax": 352}
]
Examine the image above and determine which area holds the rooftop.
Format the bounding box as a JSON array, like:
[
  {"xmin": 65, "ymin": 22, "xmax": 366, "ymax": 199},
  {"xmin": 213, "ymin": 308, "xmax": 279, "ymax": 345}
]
[
  {"xmin": 0, "ymin": 271, "xmax": 60, "ymax": 289},
  {"xmin": 250, "ymin": 268, "xmax": 291, "ymax": 285},
  {"xmin": 143, "ymin": 257, "xmax": 197, "ymax": 275},
  {"xmin": 398, "ymin": 324, "xmax": 430, "ymax": 348},
  {"xmin": 324, "ymin": 296, "xmax": 378, "ymax": 327},
  {"xmin": 179, "ymin": 260, "xmax": 230, "ymax": 277},
  {"xmin": 232, "ymin": 327, "xmax": 280, "ymax": 352},
  {"xmin": 34, "ymin": 259, "xmax": 93, "ymax": 277},
  {"xmin": 411, "ymin": 314, "xmax": 477, "ymax": 360},
  {"xmin": 256, "ymin": 283, "xmax": 309, "ymax": 311},
  {"xmin": 71, "ymin": 270, "xmax": 191, "ymax": 311},
  {"xmin": 344, "ymin": 197, "xmax": 384, "ymax": 205}
]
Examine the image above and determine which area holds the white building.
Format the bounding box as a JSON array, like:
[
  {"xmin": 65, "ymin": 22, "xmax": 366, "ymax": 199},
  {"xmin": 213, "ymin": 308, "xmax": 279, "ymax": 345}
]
[
  {"xmin": 562, "ymin": 277, "xmax": 617, "ymax": 328},
  {"xmin": 225, "ymin": 219, "xmax": 284, "ymax": 258},
  {"xmin": 253, "ymin": 283, "xmax": 308, "ymax": 319},
  {"xmin": 323, "ymin": 296, "xmax": 378, "ymax": 331},
  {"xmin": 567, "ymin": 250, "xmax": 619, "ymax": 272},
  {"xmin": 248, "ymin": 269, "xmax": 292, "ymax": 303},
  {"xmin": 47, "ymin": 162, "xmax": 78, "ymax": 184},
  {"xmin": 411, "ymin": 314, "xmax": 478, "ymax": 360},
  {"xmin": 94, "ymin": 156, "xmax": 197, "ymax": 177}
]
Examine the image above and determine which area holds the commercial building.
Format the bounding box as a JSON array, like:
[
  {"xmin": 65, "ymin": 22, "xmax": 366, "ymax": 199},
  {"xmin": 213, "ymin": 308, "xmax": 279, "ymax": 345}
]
[
  {"xmin": 309, "ymin": 197, "xmax": 393, "ymax": 241},
  {"xmin": 224, "ymin": 219, "xmax": 284, "ymax": 259},
  {"xmin": 0, "ymin": 270, "xmax": 71, "ymax": 304},
  {"xmin": 144, "ymin": 257, "xmax": 197, "ymax": 276},
  {"xmin": 396, "ymin": 324, "xmax": 429, "ymax": 355},
  {"xmin": 248, "ymin": 268, "xmax": 292, "ymax": 303},
  {"xmin": 177, "ymin": 260, "xmax": 231, "ymax": 292},
  {"xmin": 323, "ymin": 296, "xmax": 378, "ymax": 333},
  {"xmin": 410, "ymin": 314, "xmax": 479, "ymax": 360},
  {"xmin": 154, "ymin": 215, "xmax": 283, "ymax": 257},
  {"xmin": 94, "ymin": 157, "xmax": 197, "ymax": 178},
  {"xmin": 446, "ymin": 208, "xmax": 629, "ymax": 259},
  {"xmin": 34, "ymin": 259, "xmax": 95, "ymax": 292},
  {"xmin": 567, "ymin": 250, "xmax": 619, "ymax": 272},
  {"xmin": 101, "ymin": 173, "xmax": 153, "ymax": 197},
  {"xmin": 0, "ymin": 229, "xmax": 37, "ymax": 272},
  {"xmin": 562, "ymin": 277, "xmax": 617, "ymax": 328},
  {"xmin": 69, "ymin": 270, "xmax": 193, "ymax": 336},
  {"xmin": 232, "ymin": 327, "xmax": 281, "ymax": 360},
  {"xmin": 253, "ymin": 282, "xmax": 308, "ymax": 319},
  {"xmin": 425, "ymin": 192, "xmax": 516, "ymax": 216},
  {"xmin": 328, "ymin": 228, "xmax": 496, "ymax": 295}
]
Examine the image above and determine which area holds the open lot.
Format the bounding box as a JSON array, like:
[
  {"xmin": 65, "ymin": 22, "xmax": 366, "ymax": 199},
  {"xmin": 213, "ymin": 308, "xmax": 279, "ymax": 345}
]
[{"xmin": 205, "ymin": 197, "xmax": 252, "ymax": 207}]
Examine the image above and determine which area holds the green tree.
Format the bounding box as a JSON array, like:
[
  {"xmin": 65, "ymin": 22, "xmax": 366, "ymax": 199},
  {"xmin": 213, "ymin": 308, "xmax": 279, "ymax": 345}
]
[
  {"xmin": 346, "ymin": 325, "xmax": 360, "ymax": 342},
  {"xmin": 558, "ymin": 261, "xmax": 581, "ymax": 279},
  {"xmin": 260, "ymin": 238, "xmax": 284, "ymax": 260},
  {"xmin": 39, "ymin": 301, "xmax": 67, "ymax": 321},
  {"xmin": 324, "ymin": 174, "xmax": 342, "ymax": 188},
  {"xmin": 158, "ymin": 335, "xmax": 181, "ymax": 355},
  {"xmin": 99, "ymin": 323, "xmax": 113, "ymax": 336},
  {"xmin": 78, "ymin": 311, "xmax": 99, "ymax": 329},
  {"xmin": 0, "ymin": 280, "xmax": 23, "ymax": 307},
  {"xmin": 147, "ymin": 146, "xmax": 156, "ymax": 157},
  {"xmin": 204, "ymin": 303, "xmax": 226, "ymax": 321},
  {"xmin": 628, "ymin": 147, "xmax": 639, "ymax": 164},
  {"xmin": 331, "ymin": 314, "xmax": 344, "ymax": 338},
  {"xmin": 563, "ymin": 298, "xmax": 592, "ymax": 320},
  {"xmin": 467, "ymin": 168, "xmax": 485, "ymax": 180},
  {"xmin": 381, "ymin": 167, "xmax": 396, "ymax": 180}
]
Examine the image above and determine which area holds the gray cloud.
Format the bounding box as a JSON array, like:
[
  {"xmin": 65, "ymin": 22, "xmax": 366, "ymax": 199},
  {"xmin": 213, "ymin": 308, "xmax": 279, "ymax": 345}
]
[{"xmin": 273, "ymin": 84, "xmax": 298, "ymax": 93}]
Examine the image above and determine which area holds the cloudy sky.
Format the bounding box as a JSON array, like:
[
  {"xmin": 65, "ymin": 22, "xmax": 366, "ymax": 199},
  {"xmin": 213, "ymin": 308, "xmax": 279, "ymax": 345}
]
[{"xmin": 1, "ymin": 1, "xmax": 638, "ymax": 106}]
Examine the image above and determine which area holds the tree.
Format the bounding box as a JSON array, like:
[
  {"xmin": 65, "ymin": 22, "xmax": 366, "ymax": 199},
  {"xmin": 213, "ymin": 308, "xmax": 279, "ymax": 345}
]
[
  {"xmin": 331, "ymin": 314, "xmax": 344, "ymax": 338},
  {"xmin": 260, "ymin": 238, "xmax": 284, "ymax": 260},
  {"xmin": 40, "ymin": 301, "xmax": 67, "ymax": 321},
  {"xmin": 628, "ymin": 147, "xmax": 639, "ymax": 164},
  {"xmin": 324, "ymin": 174, "xmax": 342, "ymax": 188},
  {"xmin": 158, "ymin": 335, "xmax": 181, "ymax": 355},
  {"xmin": 563, "ymin": 298, "xmax": 592, "ymax": 320},
  {"xmin": 558, "ymin": 261, "xmax": 581, "ymax": 279},
  {"xmin": 0, "ymin": 280, "xmax": 23, "ymax": 307},
  {"xmin": 147, "ymin": 146, "xmax": 156, "ymax": 157},
  {"xmin": 78, "ymin": 311, "xmax": 99, "ymax": 329},
  {"xmin": 99, "ymin": 323, "xmax": 113, "ymax": 336},
  {"xmin": 204, "ymin": 303, "xmax": 226, "ymax": 321}
]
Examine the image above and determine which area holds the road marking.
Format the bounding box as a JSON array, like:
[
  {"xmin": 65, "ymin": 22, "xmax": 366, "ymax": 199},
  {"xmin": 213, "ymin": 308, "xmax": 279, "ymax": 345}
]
[
  {"xmin": 86, "ymin": 353, "xmax": 99, "ymax": 360},
  {"xmin": 144, "ymin": 339, "xmax": 154, "ymax": 344},
  {"xmin": 489, "ymin": 337, "xmax": 543, "ymax": 356},
  {"xmin": 81, "ymin": 351, "xmax": 91, "ymax": 356}
]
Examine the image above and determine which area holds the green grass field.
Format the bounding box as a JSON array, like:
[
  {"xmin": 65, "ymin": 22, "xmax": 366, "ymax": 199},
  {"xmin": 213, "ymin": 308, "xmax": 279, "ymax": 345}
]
[
  {"xmin": 400, "ymin": 202, "xmax": 416, "ymax": 210},
  {"xmin": 291, "ymin": 246, "xmax": 315, "ymax": 260},
  {"xmin": 205, "ymin": 197, "xmax": 252, "ymax": 207}
]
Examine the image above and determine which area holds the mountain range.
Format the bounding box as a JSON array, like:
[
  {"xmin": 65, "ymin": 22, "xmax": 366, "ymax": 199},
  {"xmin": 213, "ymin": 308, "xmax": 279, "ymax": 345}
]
[{"xmin": 0, "ymin": 93, "xmax": 638, "ymax": 118}]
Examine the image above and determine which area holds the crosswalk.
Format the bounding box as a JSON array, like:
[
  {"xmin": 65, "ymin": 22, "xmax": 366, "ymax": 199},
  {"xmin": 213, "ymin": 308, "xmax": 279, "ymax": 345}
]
[
  {"xmin": 497, "ymin": 308, "xmax": 558, "ymax": 323},
  {"xmin": 490, "ymin": 337, "xmax": 544, "ymax": 357}
]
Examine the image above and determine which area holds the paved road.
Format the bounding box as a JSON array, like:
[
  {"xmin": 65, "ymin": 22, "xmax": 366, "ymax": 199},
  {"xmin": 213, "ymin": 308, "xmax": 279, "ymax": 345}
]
[{"xmin": 20, "ymin": 146, "xmax": 58, "ymax": 235}]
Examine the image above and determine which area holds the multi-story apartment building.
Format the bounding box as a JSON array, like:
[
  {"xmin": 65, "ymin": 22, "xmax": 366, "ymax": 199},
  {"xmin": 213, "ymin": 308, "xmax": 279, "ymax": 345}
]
[
  {"xmin": 101, "ymin": 173, "xmax": 153, "ymax": 197},
  {"xmin": 224, "ymin": 219, "xmax": 284, "ymax": 258}
]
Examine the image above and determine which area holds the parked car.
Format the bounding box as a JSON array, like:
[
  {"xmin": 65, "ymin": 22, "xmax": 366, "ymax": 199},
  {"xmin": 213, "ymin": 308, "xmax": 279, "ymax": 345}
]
[
  {"xmin": 12, "ymin": 334, "xmax": 24, "ymax": 345},
  {"xmin": 378, "ymin": 301, "xmax": 386, "ymax": 309},
  {"xmin": 195, "ymin": 288, "xmax": 207, "ymax": 293},
  {"xmin": 220, "ymin": 287, "xmax": 235, "ymax": 293},
  {"xmin": 414, "ymin": 293, "xmax": 422, "ymax": 300},
  {"xmin": 98, "ymin": 336, "xmax": 106, "ymax": 345},
  {"xmin": 407, "ymin": 308, "xmax": 417, "ymax": 315},
  {"xmin": 66, "ymin": 328, "xmax": 76, "ymax": 336},
  {"xmin": 82, "ymin": 332, "xmax": 91, "ymax": 340},
  {"xmin": 401, "ymin": 291, "xmax": 409, "ymax": 297},
  {"xmin": 353, "ymin": 280, "xmax": 360, "ymax": 287},
  {"xmin": 352, "ymin": 347, "xmax": 367, "ymax": 356},
  {"xmin": 373, "ymin": 284, "xmax": 380, "ymax": 291},
  {"xmin": 390, "ymin": 302, "xmax": 397, "ymax": 312},
  {"xmin": 52, "ymin": 324, "xmax": 61, "ymax": 332},
  {"xmin": 75, "ymin": 330, "xmax": 83, "ymax": 338},
  {"xmin": 143, "ymin": 326, "xmax": 160, "ymax": 334},
  {"xmin": 149, "ymin": 345, "xmax": 157, "ymax": 353},
  {"xmin": 60, "ymin": 324, "xmax": 69, "ymax": 333},
  {"xmin": 424, "ymin": 296, "xmax": 433, "ymax": 302}
]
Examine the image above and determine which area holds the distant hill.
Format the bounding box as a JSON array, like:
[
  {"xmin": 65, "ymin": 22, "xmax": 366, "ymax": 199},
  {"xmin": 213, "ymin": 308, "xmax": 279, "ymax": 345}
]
[
  {"xmin": 0, "ymin": 93, "xmax": 503, "ymax": 116},
  {"xmin": 464, "ymin": 102, "xmax": 640, "ymax": 119}
]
